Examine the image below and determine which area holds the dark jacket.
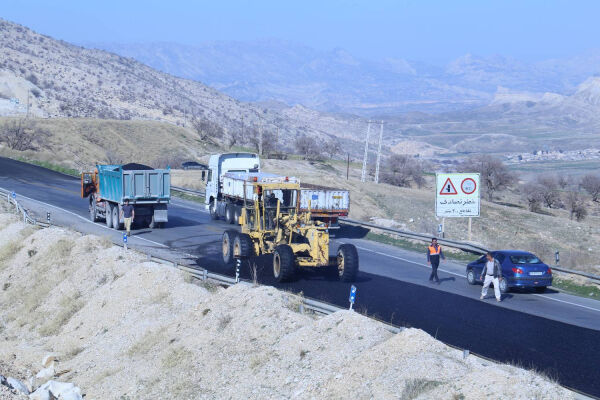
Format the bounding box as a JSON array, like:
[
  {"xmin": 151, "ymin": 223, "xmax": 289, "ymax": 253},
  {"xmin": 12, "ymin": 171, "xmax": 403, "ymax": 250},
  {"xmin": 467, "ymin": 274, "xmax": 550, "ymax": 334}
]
[{"xmin": 481, "ymin": 258, "xmax": 503, "ymax": 278}]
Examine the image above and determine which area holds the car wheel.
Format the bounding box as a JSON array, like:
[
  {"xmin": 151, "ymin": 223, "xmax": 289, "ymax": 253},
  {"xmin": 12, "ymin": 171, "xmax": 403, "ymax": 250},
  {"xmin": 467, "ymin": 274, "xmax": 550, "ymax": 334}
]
[
  {"xmin": 499, "ymin": 277, "xmax": 509, "ymax": 294},
  {"xmin": 535, "ymin": 286, "xmax": 547, "ymax": 293},
  {"xmin": 466, "ymin": 269, "xmax": 476, "ymax": 285}
]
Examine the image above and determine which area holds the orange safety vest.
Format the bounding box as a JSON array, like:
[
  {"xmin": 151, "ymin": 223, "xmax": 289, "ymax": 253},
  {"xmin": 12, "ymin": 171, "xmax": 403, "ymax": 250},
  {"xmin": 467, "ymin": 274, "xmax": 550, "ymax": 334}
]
[{"xmin": 428, "ymin": 245, "xmax": 441, "ymax": 255}]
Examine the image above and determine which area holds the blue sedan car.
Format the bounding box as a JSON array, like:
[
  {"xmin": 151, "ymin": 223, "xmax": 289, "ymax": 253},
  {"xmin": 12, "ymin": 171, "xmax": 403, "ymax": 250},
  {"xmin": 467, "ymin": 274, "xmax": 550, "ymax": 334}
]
[{"xmin": 466, "ymin": 250, "xmax": 553, "ymax": 293}]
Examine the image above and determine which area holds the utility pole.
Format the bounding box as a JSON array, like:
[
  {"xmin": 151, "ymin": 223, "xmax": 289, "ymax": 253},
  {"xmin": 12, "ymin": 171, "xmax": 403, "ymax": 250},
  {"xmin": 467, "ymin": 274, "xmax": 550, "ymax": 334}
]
[
  {"xmin": 361, "ymin": 121, "xmax": 372, "ymax": 182},
  {"xmin": 26, "ymin": 89, "xmax": 30, "ymax": 118},
  {"xmin": 258, "ymin": 123, "xmax": 263, "ymax": 156},
  {"xmin": 346, "ymin": 153, "xmax": 350, "ymax": 180},
  {"xmin": 374, "ymin": 120, "xmax": 384, "ymax": 184}
]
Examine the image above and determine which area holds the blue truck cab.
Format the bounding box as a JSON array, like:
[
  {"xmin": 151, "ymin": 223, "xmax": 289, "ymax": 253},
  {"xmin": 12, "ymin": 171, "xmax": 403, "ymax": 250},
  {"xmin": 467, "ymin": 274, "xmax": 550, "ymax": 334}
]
[{"xmin": 82, "ymin": 163, "xmax": 170, "ymax": 230}]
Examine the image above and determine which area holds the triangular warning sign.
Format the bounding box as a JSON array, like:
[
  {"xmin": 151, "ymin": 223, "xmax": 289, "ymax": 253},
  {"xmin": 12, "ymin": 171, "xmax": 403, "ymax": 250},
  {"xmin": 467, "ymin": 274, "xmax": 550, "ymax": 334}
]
[{"xmin": 439, "ymin": 177, "xmax": 458, "ymax": 195}]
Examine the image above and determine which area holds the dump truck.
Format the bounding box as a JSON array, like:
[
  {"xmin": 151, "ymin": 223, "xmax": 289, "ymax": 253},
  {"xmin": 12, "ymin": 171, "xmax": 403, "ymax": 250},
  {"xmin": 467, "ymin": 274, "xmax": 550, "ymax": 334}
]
[
  {"xmin": 220, "ymin": 172, "xmax": 359, "ymax": 282},
  {"xmin": 206, "ymin": 152, "xmax": 349, "ymax": 227},
  {"xmin": 81, "ymin": 163, "xmax": 170, "ymax": 230}
]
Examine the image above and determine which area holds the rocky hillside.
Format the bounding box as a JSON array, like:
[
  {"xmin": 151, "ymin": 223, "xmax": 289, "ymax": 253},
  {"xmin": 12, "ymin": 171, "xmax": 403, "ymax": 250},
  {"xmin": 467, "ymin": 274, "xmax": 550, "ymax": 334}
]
[{"xmin": 0, "ymin": 19, "xmax": 369, "ymax": 155}]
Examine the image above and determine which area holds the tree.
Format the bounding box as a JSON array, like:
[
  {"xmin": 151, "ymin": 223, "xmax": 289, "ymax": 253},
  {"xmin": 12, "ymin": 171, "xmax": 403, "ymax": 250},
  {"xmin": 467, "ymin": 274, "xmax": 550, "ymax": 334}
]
[
  {"xmin": 535, "ymin": 175, "xmax": 562, "ymax": 208},
  {"xmin": 580, "ymin": 174, "xmax": 600, "ymax": 202},
  {"xmin": 248, "ymin": 128, "xmax": 277, "ymax": 156},
  {"xmin": 463, "ymin": 156, "xmax": 514, "ymax": 201},
  {"xmin": 0, "ymin": 119, "xmax": 49, "ymax": 151},
  {"xmin": 524, "ymin": 184, "xmax": 543, "ymax": 212},
  {"xmin": 380, "ymin": 154, "xmax": 425, "ymax": 188},
  {"xmin": 566, "ymin": 191, "xmax": 587, "ymax": 221},
  {"xmin": 324, "ymin": 137, "xmax": 343, "ymax": 159},
  {"xmin": 191, "ymin": 116, "xmax": 224, "ymax": 141},
  {"xmin": 294, "ymin": 134, "xmax": 321, "ymax": 160}
]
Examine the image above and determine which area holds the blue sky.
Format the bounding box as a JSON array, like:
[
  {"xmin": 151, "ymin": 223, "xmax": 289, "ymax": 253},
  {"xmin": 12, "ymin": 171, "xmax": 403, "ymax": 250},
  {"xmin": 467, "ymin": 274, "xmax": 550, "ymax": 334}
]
[{"xmin": 2, "ymin": 0, "xmax": 600, "ymax": 63}]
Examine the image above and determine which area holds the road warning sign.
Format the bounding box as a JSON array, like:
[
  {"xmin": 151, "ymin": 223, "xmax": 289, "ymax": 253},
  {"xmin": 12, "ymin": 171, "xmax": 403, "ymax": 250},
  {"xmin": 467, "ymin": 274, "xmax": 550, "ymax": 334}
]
[
  {"xmin": 436, "ymin": 173, "xmax": 480, "ymax": 217},
  {"xmin": 439, "ymin": 177, "xmax": 458, "ymax": 195}
]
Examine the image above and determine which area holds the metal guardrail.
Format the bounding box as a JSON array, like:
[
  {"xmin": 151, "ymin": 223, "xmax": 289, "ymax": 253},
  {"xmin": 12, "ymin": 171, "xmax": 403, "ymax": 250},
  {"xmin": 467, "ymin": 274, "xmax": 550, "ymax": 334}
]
[
  {"xmin": 0, "ymin": 188, "xmax": 384, "ymax": 326},
  {"xmin": 171, "ymin": 185, "xmax": 206, "ymax": 197},
  {"xmin": 0, "ymin": 188, "xmax": 50, "ymax": 227},
  {"xmin": 169, "ymin": 185, "xmax": 600, "ymax": 283}
]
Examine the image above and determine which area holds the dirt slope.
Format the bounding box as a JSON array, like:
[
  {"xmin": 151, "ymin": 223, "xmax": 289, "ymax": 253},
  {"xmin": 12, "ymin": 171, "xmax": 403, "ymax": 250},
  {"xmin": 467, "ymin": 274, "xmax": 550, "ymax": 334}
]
[{"xmin": 0, "ymin": 213, "xmax": 572, "ymax": 399}]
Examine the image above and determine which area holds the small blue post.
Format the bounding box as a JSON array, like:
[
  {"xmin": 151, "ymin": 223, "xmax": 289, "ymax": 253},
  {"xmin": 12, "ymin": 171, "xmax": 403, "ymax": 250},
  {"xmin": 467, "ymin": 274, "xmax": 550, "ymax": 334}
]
[
  {"xmin": 349, "ymin": 285, "xmax": 357, "ymax": 310},
  {"xmin": 11, "ymin": 191, "xmax": 16, "ymax": 199},
  {"xmin": 123, "ymin": 232, "xmax": 128, "ymax": 250}
]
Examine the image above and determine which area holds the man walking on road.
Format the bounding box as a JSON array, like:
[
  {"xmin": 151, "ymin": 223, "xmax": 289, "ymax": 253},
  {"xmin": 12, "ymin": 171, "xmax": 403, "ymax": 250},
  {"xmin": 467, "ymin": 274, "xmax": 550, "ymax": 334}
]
[
  {"xmin": 427, "ymin": 238, "xmax": 445, "ymax": 283},
  {"xmin": 120, "ymin": 199, "xmax": 135, "ymax": 237},
  {"xmin": 481, "ymin": 252, "xmax": 503, "ymax": 302}
]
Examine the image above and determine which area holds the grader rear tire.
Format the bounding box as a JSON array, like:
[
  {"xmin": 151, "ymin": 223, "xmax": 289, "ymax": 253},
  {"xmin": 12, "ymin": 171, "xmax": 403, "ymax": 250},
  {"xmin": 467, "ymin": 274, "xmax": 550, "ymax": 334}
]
[
  {"xmin": 222, "ymin": 230, "xmax": 237, "ymax": 265},
  {"xmin": 337, "ymin": 243, "xmax": 359, "ymax": 282},
  {"xmin": 233, "ymin": 233, "xmax": 253, "ymax": 259},
  {"xmin": 273, "ymin": 245, "xmax": 295, "ymax": 282}
]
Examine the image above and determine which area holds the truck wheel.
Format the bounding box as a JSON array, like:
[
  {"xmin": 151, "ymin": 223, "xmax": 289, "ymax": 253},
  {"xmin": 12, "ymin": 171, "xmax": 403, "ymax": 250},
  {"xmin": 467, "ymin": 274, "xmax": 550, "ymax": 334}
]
[
  {"xmin": 112, "ymin": 205, "xmax": 121, "ymax": 230},
  {"xmin": 89, "ymin": 197, "xmax": 98, "ymax": 222},
  {"xmin": 225, "ymin": 204, "xmax": 235, "ymax": 224},
  {"xmin": 337, "ymin": 243, "xmax": 359, "ymax": 282},
  {"xmin": 222, "ymin": 230, "xmax": 237, "ymax": 265},
  {"xmin": 209, "ymin": 199, "xmax": 218, "ymax": 220},
  {"xmin": 273, "ymin": 244, "xmax": 295, "ymax": 282},
  {"xmin": 234, "ymin": 206, "xmax": 241, "ymax": 224},
  {"xmin": 105, "ymin": 203, "xmax": 113, "ymax": 228},
  {"xmin": 233, "ymin": 233, "xmax": 253, "ymax": 258}
]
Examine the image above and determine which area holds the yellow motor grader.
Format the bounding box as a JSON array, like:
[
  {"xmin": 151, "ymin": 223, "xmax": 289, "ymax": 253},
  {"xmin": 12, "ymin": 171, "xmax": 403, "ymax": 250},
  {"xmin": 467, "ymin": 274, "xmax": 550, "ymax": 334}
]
[{"xmin": 220, "ymin": 172, "xmax": 358, "ymax": 282}]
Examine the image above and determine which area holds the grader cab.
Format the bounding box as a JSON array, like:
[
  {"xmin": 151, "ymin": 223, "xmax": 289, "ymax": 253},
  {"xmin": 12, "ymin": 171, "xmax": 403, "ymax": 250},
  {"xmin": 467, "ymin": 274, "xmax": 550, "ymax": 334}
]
[{"xmin": 221, "ymin": 174, "xmax": 358, "ymax": 282}]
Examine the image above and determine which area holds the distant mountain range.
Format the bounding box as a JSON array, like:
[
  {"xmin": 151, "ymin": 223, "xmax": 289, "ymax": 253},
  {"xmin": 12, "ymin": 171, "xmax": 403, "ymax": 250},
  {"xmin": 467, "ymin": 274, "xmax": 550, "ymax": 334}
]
[{"xmin": 92, "ymin": 40, "xmax": 600, "ymax": 115}]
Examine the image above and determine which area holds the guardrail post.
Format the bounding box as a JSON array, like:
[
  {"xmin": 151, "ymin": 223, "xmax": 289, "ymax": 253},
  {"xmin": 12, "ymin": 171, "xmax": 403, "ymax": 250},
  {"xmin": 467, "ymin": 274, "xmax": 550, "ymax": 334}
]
[{"xmin": 202, "ymin": 269, "xmax": 207, "ymax": 282}]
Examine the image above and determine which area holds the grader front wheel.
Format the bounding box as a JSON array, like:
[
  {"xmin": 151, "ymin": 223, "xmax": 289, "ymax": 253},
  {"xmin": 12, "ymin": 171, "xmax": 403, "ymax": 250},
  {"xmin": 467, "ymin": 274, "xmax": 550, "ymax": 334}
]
[
  {"xmin": 337, "ymin": 244, "xmax": 359, "ymax": 282},
  {"xmin": 222, "ymin": 230, "xmax": 237, "ymax": 265},
  {"xmin": 273, "ymin": 245, "xmax": 295, "ymax": 282}
]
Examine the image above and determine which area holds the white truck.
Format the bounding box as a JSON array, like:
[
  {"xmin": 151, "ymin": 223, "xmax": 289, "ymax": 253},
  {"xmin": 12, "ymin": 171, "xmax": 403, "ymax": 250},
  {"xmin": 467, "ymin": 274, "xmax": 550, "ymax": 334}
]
[{"xmin": 205, "ymin": 152, "xmax": 350, "ymax": 227}]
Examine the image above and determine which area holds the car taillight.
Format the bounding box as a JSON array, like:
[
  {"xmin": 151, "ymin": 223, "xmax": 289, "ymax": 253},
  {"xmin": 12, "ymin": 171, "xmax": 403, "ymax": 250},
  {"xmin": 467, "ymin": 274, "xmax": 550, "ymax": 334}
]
[
  {"xmin": 512, "ymin": 267, "xmax": 523, "ymax": 274},
  {"xmin": 547, "ymin": 268, "xmax": 552, "ymax": 274}
]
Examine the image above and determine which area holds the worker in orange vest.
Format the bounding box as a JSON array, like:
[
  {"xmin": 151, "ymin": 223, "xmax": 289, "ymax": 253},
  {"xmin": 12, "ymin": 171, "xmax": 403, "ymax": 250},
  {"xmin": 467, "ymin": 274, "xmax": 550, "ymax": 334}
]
[{"xmin": 427, "ymin": 238, "xmax": 445, "ymax": 283}]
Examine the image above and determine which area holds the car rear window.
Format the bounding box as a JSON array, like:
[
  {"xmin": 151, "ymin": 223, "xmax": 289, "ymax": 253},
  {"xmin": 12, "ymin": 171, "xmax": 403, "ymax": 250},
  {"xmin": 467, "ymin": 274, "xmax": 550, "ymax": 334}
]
[{"xmin": 510, "ymin": 254, "xmax": 542, "ymax": 264}]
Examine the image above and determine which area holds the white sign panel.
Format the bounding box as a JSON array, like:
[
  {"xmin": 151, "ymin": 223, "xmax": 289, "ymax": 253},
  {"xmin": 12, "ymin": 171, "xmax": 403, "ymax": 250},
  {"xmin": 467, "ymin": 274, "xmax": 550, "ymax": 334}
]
[{"xmin": 435, "ymin": 173, "xmax": 480, "ymax": 217}]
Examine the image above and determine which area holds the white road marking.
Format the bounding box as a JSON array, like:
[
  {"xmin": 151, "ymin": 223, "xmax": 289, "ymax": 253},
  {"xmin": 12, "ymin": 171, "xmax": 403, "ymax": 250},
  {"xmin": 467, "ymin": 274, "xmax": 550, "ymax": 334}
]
[
  {"xmin": 533, "ymin": 294, "xmax": 600, "ymax": 313},
  {"xmin": 7, "ymin": 190, "xmax": 168, "ymax": 248},
  {"xmin": 354, "ymin": 245, "xmax": 463, "ymax": 277},
  {"xmin": 170, "ymin": 199, "xmax": 208, "ymax": 213},
  {"xmin": 356, "ymin": 244, "xmax": 600, "ymax": 313}
]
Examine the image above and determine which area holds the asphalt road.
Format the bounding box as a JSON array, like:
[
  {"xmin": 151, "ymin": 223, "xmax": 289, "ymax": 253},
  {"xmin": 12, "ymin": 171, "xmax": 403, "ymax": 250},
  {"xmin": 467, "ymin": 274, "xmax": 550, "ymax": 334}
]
[{"xmin": 1, "ymin": 157, "xmax": 599, "ymax": 397}]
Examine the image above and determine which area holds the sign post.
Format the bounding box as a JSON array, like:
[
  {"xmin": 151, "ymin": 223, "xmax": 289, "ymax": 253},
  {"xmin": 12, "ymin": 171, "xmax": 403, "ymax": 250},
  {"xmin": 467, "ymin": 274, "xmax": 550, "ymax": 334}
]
[
  {"xmin": 349, "ymin": 285, "xmax": 357, "ymax": 310},
  {"xmin": 436, "ymin": 173, "xmax": 480, "ymax": 238},
  {"xmin": 46, "ymin": 212, "xmax": 51, "ymax": 224},
  {"xmin": 235, "ymin": 258, "xmax": 241, "ymax": 283},
  {"xmin": 122, "ymin": 233, "xmax": 128, "ymax": 251}
]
